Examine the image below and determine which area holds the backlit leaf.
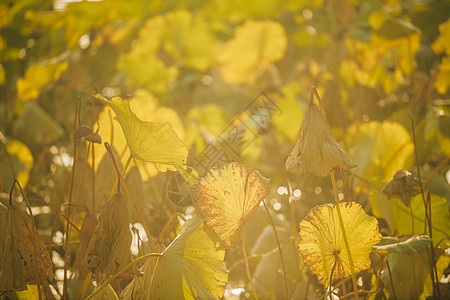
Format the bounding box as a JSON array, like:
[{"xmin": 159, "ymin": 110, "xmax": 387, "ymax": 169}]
[
  {"xmin": 434, "ymin": 56, "xmax": 450, "ymax": 94},
  {"xmin": 346, "ymin": 121, "xmax": 414, "ymax": 181},
  {"xmin": 149, "ymin": 215, "xmax": 228, "ymax": 299},
  {"xmin": 97, "ymin": 95, "xmax": 188, "ymax": 173},
  {"xmin": 218, "ymin": 20, "xmax": 287, "ymax": 84},
  {"xmin": 16, "ymin": 61, "xmax": 68, "ymax": 100},
  {"xmin": 298, "ymin": 202, "xmax": 381, "ymax": 286},
  {"xmin": 194, "ymin": 162, "xmax": 270, "ymax": 249}
]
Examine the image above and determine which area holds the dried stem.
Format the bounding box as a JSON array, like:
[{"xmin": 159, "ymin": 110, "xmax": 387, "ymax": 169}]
[
  {"xmin": 242, "ymin": 220, "xmax": 258, "ymax": 300},
  {"xmin": 386, "ymin": 260, "xmax": 397, "ymax": 300},
  {"xmin": 84, "ymin": 253, "xmax": 162, "ymax": 300},
  {"xmin": 330, "ymin": 171, "xmax": 359, "ymax": 300},
  {"xmin": 63, "ymin": 98, "xmax": 80, "ymax": 299},
  {"xmin": 262, "ymin": 200, "xmax": 289, "ymax": 300}
]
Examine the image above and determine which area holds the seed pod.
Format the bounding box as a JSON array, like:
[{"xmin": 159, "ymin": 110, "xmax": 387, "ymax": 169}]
[
  {"xmin": 0, "ymin": 203, "xmax": 53, "ymax": 292},
  {"xmin": 383, "ymin": 169, "xmax": 424, "ymax": 206},
  {"xmin": 285, "ymin": 94, "xmax": 357, "ymax": 175},
  {"xmin": 83, "ymin": 193, "xmax": 138, "ymax": 276},
  {"xmin": 75, "ymin": 213, "xmax": 98, "ymax": 280}
]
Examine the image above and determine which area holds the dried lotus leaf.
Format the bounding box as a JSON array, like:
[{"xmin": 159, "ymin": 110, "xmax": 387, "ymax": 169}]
[
  {"xmin": 0, "ymin": 204, "xmax": 53, "ymax": 292},
  {"xmin": 90, "ymin": 284, "xmax": 119, "ymax": 300},
  {"xmin": 383, "ymin": 169, "xmax": 423, "ymax": 206},
  {"xmin": 74, "ymin": 125, "xmax": 93, "ymax": 139},
  {"xmin": 75, "ymin": 213, "xmax": 98, "ymax": 280},
  {"xmin": 285, "ymin": 95, "xmax": 357, "ymax": 175},
  {"xmin": 84, "ymin": 193, "xmax": 138, "ymax": 277}
]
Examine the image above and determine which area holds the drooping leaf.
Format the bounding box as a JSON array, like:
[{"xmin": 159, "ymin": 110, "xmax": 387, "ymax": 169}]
[
  {"xmin": 218, "ymin": 20, "xmax": 287, "ymax": 84},
  {"xmin": 149, "ymin": 215, "xmax": 228, "ymax": 299},
  {"xmin": 97, "ymin": 95, "xmax": 188, "ymax": 173},
  {"xmin": 298, "ymin": 202, "xmax": 381, "ymax": 286},
  {"xmin": 84, "ymin": 193, "xmax": 137, "ymax": 277},
  {"xmin": 75, "ymin": 213, "xmax": 98, "ymax": 280},
  {"xmin": 0, "ymin": 203, "xmax": 53, "ymax": 292},
  {"xmin": 16, "ymin": 61, "xmax": 68, "ymax": 100},
  {"xmin": 373, "ymin": 235, "xmax": 431, "ymax": 255},
  {"xmin": 285, "ymin": 95, "xmax": 357, "ymax": 175},
  {"xmin": 382, "ymin": 169, "xmax": 423, "ymax": 206},
  {"xmin": 194, "ymin": 162, "xmax": 270, "ymax": 249}
]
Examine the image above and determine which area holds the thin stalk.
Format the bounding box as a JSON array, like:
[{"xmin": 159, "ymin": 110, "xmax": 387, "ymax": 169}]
[
  {"xmin": 105, "ymin": 143, "xmax": 157, "ymax": 252},
  {"xmin": 386, "ymin": 260, "xmax": 397, "ymax": 300},
  {"xmin": 262, "ymin": 200, "xmax": 289, "ymax": 300},
  {"xmin": 330, "ymin": 171, "xmax": 359, "ymax": 300},
  {"xmin": 91, "ymin": 141, "xmax": 96, "ymax": 215},
  {"xmin": 63, "ymin": 98, "xmax": 80, "ymax": 299},
  {"xmin": 409, "ymin": 204, "xmax": 418, "ymax": 299},
  {"xmin": 328, "ymin": 252, "xmax": 339, "ymax": 300},
  {"xmin": 242, "ymin": 220, "xmax": 258, "ymax": 300},
  {"xmin": 84, "ymin": 253, "xmax": 162, "ymax": 300},
  {"xmin": 158, "ymin": 212, "xmax": 187, "ymax": 243}
]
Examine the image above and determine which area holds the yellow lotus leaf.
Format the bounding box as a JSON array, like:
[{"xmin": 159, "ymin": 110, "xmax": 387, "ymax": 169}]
[
  {"xmin": 194, "ymin": 162, "xmax": 270, "ymax": 249},
  {"xmin": 298, "ymin": 202, "xmax": 381, "ymax": 286},
  {"xmin": 149, "ymin": 215, "xmax": 228, "ymax": 299},
  {"xmin": 97, "ymin": 95, "xmax": 188, "ymax": 173},
  {"xmin": 218, "ymin": 20, "xmax": 287, "ymax": 84},
  {"xmin": 17, "ymin": 61, "xmax": 68, "ymax": 100}
]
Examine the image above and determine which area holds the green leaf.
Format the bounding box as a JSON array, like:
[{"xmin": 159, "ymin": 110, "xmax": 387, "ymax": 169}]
[
  {"xmin": 373, "ymin": 235, "xmax": 431, "ymax": 255},
  {"xmin": 149, "ymin": 215, "xmax": 228, "ymax": 299},
  {"xmin": 218, "ymin": 20, "xmax": 287, "ymax": 84},
  {"xmin": 98, "ymin": 95, "xmax": 188, "ymax": 172}
]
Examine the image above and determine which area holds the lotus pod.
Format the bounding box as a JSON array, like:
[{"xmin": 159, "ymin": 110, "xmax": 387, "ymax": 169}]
[
  {"xmin": 84, "ymin": 193, "xmax": 138, "ymax": 276},
  {"xmin": 0, "ymin": 203, "xmax": 53, "ymax": 292},
  {"xmin": 286, "ymin": 97, "xmax": 357, "ymax": 175},
  {"xmin": 75, "ymin": 213, "xmax": 98, "ymax": 280},
  {"xmin": 383, "ymin": 169, "xmax": 423, "ymax": 206}
]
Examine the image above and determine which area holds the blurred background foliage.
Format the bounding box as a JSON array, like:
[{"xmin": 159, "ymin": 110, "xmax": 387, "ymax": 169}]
[{"xmin": 1, "ymin": 0, "xmax": 450, "ymax": 298}]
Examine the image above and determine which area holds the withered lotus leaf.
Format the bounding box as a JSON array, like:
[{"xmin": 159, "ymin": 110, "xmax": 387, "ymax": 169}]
[
  {"xmin": 0, "ymin": 204, "xmax": 53, "ymax": 292},
  {"xmin": 285, "ymin": 98, "xmax": 357, "ymax": 175},
  {"xmin": 84, "ymin": 193, "xmax": 138, "ymax": 276},
  {"xmin": 194, "ymin": 162, "xmax": 270, "ymax": 249},
  {"xmin": 383, "ymin": 169, "xmax": 423, "ymax": 207},
  {"xmin": 298, "ymin": 202, "xmax": 381, "ymax": 286},
  {"xmin": 75, "ymin": 213, "xmax": 98, "ymax": 280}
]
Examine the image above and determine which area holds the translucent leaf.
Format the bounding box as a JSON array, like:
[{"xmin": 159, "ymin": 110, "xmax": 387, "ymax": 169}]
[
  {"xmin": 373, "ymin": 235, "xmax": 431, "ymax": 255},
  {"xmin": 149, "ymin": 215, "xmax": 228, "ymax": 299},
  {"xmin": 0, "ymin": 139, "xmax": 33, "ymax": 192},
  {"xmin": 298, "ymin": 202, "xmax": 381, "ymax": 286},
  {"xmin": 346, "ymin": 121, "xmax": 414, "ymax": 181},
  {"xmin": 432, "ymin": 18, "xmax": 450, "ymax": 56},
  {"xmin": 98, "ymin": 95, "xmax": 188, "ymax": 172},
  {"xmin": 16, "ymin": 61, "xmax": 68, "ymax": 100},
  {"xmin": 421, "ymin": 254, "xmax": 450, "ymax": 299},
  {"xmin": 194, "ymin": 162, "xmax": 270, "ymax": 249},
  {"xmin": 218, "ymin": 20, "xmax": 287, "ymax": 84}
]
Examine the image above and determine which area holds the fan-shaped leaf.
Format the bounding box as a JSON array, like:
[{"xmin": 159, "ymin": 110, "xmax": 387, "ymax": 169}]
[
  {"xmin": 298, "ymin": 202, "xmax": 381, "ymax": 286},
  {"xmin": 194, "ymin": 162, "xmax": 270, "ymax": 249}
]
